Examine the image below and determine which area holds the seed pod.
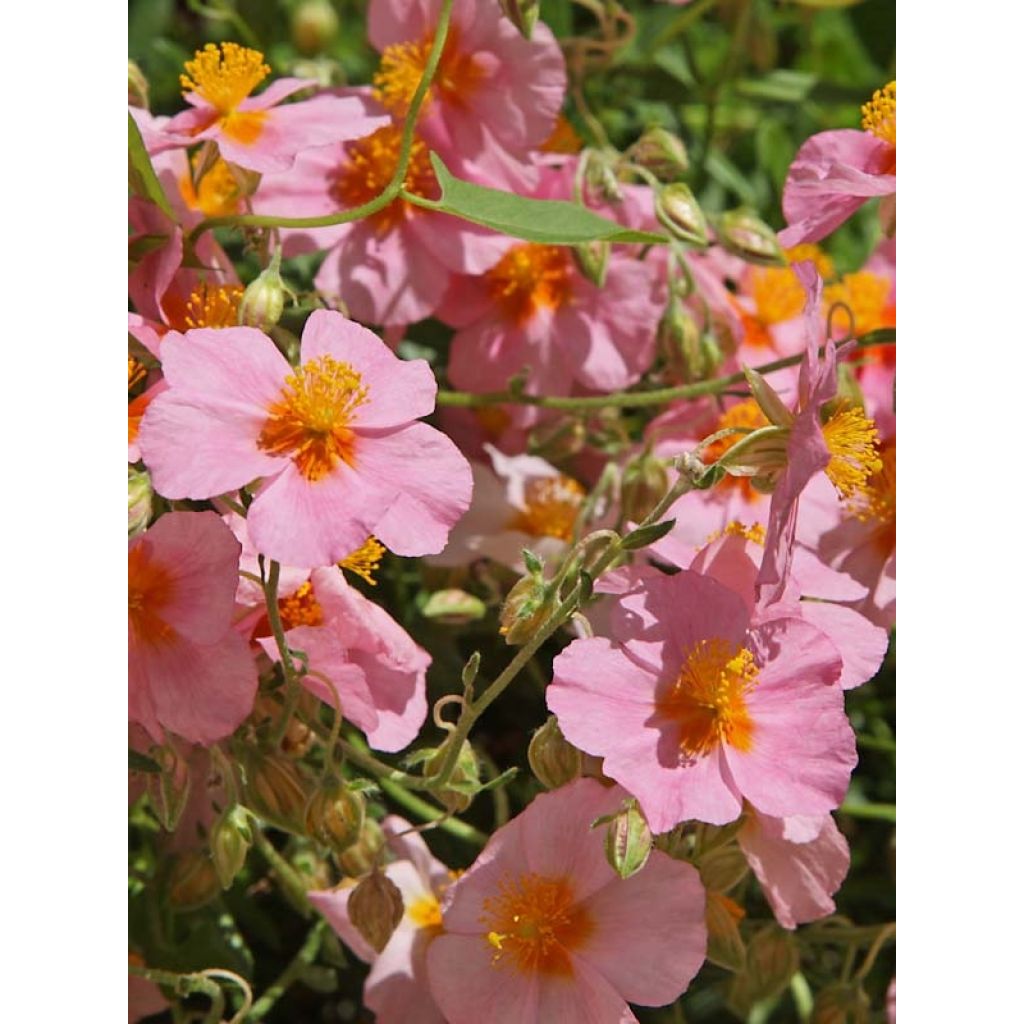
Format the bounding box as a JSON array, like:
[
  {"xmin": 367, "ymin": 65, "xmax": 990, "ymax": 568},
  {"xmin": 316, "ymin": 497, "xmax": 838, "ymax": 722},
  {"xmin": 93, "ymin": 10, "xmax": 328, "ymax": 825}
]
[
  {"xmin": 335, "ymin": 816, "xmax": 385, "ymax": 878},
  {"xmin": 348, "ymin": 869, "xmax": 405, "ymax": 953},
  {"xmin": 528, "ymin": 716, "xmax": 582, "ymax": 790},
  {"xmin": 811, "ymin": 983, "xmax": 871, "ymax": 1024},
  {"xmin": 305, "ymin": 779, "xmax": 365, "ymax": 857},
  {"xmin": 603, "ymin": 802, "xmax": 653, "ymax": 880},
  {"xmin": 243, "ymin": 751, "xmax": 312, "ymax": 835},
  {"xmin": 166, "ymin": 850, "xmax": 220, "ymax": 911}
]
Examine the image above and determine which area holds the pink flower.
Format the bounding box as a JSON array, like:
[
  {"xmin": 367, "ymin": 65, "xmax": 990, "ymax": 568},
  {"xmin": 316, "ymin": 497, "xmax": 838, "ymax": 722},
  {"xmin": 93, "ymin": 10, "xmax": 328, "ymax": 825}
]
[
  {"xmin": 779, "ymin": 82, "xmax": 896, "ymax": 247},
  {"xmin": 738, "ymin": 811, "xmax": 850, "ymax": 930},
  {"xmin": 426, "ymin": 779, "xmax": 707, "ymax": 1023},
  {"xmin": 310, "ymin": 817, "xmax": 450, "ymax": 1024},
  {"xmin": 440, "ymin": 163, "xmax": 662, "ymax": 397},
  {"xmin": 139, "ymin": 310, "xmax": 473, "ymax": 568},
  {"xmin": 548, "ymin": 569, "xmax": 855, "ymax": 832},
  {"xmin": 163, "ymin": 43, "xmax": 388, "ymax": 174},
  {"xmin": 128, "ymin": 511, "xmax": 258, "ymax": 745},
  {"xmin": 367, "ymin": 0, "xmax": 565, "ymax": 188}
]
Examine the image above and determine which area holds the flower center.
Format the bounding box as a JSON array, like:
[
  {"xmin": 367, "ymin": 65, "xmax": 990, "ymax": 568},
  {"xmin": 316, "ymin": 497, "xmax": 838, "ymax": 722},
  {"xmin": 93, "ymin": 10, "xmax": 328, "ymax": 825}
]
[
  {"xmin": 701, "ymin": 400, "xmax": 769, "ymax": 500},
  {"xmin": 180, "ymin": 42, "xmax": 269, "ymax": 114},
  {"xmin": 278, "ymin": 581, "xmax": 325, "ymax": 630},
  {"xmin": 485, "ymin": 244, "xmax": 574, "ymax": 326},
  {"xmin": 511, "ymin": 476, "xmax": 585, "ymax": 541},
  {"xmin": 128, "ymin": 544, "xmax": 177, "ymax": 649},
  {"xmin": 338, "ymin": 537, "xmax": 385, "ymax": 586},
  {"xmin": 861, "ymin": 81, "xmax": 896, "ymax": 148},
  {"xmin": 257, "ymin": 356, "xmax": 368, "ymax": 482},
  {"xmin": 823, "ymin": 272, "xmax": 895, "ymax": 338},
  {"xmin": 659, "ymin": 639, "xmax": 759, "ymax": 758},
  {"xmin": 749, "ymin": 245, "xmax": 834, "ymax": 327},
  {"xmin": 707, "ymin": 520, "xmax": 766, "ymax": 546},
  {"xmin": 821, "ymin": 402, "xmax": 882, "ymax": 501},
  {"xmin": 188, "ymin": 283, "xmax": 244, "ymax": 329},
  {"xmin": 846, "ymin": 440, "xmax": 895, "ymax": 554},
  {"xmin": 407, "ymin": 893, "xmax": 444, "ymax": 932},
  {"xmin": 179, "ymin": 156, "xmax": 243, "ymax": 218},
  {"xmin": 373, "ymin": 27, "xmax": 485, "ymax": 114},
  {"xmin": 482, "ymin": 873, "xmax": 592, "ymax": 977},
  {"xmin": 328, "ymin": 125, "xmax": 438, "ymax": 234}
]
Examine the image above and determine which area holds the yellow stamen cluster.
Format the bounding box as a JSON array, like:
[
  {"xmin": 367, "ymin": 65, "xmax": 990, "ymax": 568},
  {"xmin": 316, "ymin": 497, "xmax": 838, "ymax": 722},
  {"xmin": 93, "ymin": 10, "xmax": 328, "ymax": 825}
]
[
  {"xmin": 846, "ymin": 441, "xmax": 895, "ymax": 527},
  {"xmin": 257, "ymin": 356, "xmax": 368, "ymax": 482},
  {"xmin": 184, "ymin": 283, "xmax": 245, "ymax": 329},
  {"xmin": 822, "ymin": 402, "xmax": 883, "ymax": 501},
  {"xmin": 660, "ymin": 639, "xmax": 759, "ymax": 758},
  {"xmin": 180, "ymin": 43, "xmax": 269, "ymax": 112},
  {"xmin": 407, "ymin": 893, "xmax": 444, "ymax": 932},
  {"xmin": 179, "ymin": 157, "xmax": 243, "ymax": 218},
  {"xmin": 373, "ymin": 39, "xmax": 432, "ymax": 113},
  {"xmin": 823, "ymin": 271, "xmax": 894, "ymax": 338},
  {"xmin": 511, "ymin": 476, "xmax": 586, "ymax": 542},
  {"xmin": 485, "ymin": 244, "xmax": 574, "ymax": 326},
  {"xmin": 278, "ymin": 581, "xmax": 325, "ymax": 630},
  {"xmin": 481, "ymin": 873, "xmax": 592, "ymax": 976},
  {"xmin": 707, "ymin": 521, "xmax": 766, "ymax": 546},
  {"xmin": 339, "ymin": 537, "xmax": 386, "ymax": 586},
  {"xmin": 128, "ymin": 355, "xmax": 147, "ymax": 392},
  {"xmin": 861, "ymin": 81, "xmax": 896, "ymax": 147}
]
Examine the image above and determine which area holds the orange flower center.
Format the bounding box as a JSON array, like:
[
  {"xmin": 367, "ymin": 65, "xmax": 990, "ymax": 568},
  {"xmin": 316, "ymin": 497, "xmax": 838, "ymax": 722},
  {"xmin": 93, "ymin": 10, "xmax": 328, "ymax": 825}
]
[
  {"xmin": 511, "ymin": 476, "xmax": 585, "ymax": 541},
  {"xmin": 179, "ymin": 156, "xmax": 244, "ymax": 219},
  {"xmin": 372, "ymin": 27, "xmax": 486, "ymax": 114},
  {"xmin": 180, "ymin": 43, "xmax": 270, "ymax": 144},
  {"xmin": 482, "ymin": 874, "xmax": 593, "ymax": 977},
  {"xmin": 823, "ymin": 271, "xmax": 895, "ymax": 338},
  {"xmin": 328, "ymin": 125, "xmax": 438, "ymax": 234},
  {"xmin": 485, "ymin": 244, "xmax": 574, "ymax": 326},
  {"xmin": 257, "ymin": 355, "xmax": 368, "ymax": 482},
  {"xmin": 659, "ymin": 639, "xmax": 759, "ymax": 758},
  {"xmin": 822, "ymin": 402, "xmax": 882, "ymax": 501},
  {"xmin": 748, "ymin": 244, "xmax": 834, "ymax": 327},
  {"xmin": 128, "ymin": 544, "xmax": 177, "ymax": 649},
  {"xmin": 278, "ymin": 581, "xmax": 325, "ymax": 630},
  {"xmin": 128, "ymin": 355, "xmax": 147, "ymax": 392},
  {"xmin": 861, "ymin": 81, "xmax": 896, "ymax": 148},
  {"xmin": 701, "ymin": 400, "xmax": 769, "ymax": 500}
]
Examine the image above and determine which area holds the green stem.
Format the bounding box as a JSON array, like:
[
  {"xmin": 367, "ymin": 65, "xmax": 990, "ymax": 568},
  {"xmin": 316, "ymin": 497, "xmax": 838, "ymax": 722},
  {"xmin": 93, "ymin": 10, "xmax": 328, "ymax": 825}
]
[
  {"xmin": 337, "ymin": 738, "xmax": 433, "ymax": 790},
  {"xmin": 248, "ymin": 921, "xmax": 326, "ymax": 1020},
  {"xmin": 254, "ymin": 830, "xmax": 312, "ymax": 915},
  {"xmin": 265, "ymin": 561, "xmax": 302, "ymax": 747},
  {"xmin": 853, "ymin": 923, "xmax": 896, "ymax": 981},
  {"xmin": 435, "ymin": 331, "xmax": 895, "ymax": 410},
  {"xmin": 839, "ymin": 801, "xmax": 896, "ymax": 823},
  {"xmin": 187, "ymin": 0, "xmax": 455, "ymax": 244},
  {"xmin": 377, "ymin": 776, "xmax": 488, "ymax": 846},
  {"xmin": 653, "ymin": 0, "xmax": 720, "ymax": 49}
]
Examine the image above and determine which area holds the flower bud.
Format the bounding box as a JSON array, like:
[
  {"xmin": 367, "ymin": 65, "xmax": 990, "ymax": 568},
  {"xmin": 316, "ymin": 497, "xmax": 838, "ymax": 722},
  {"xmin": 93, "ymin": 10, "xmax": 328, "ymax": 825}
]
[
  {"xmin": 705, "ymin": 890, "xmax": 747, "ymax": 972},
  {"xmin": 291, "ymin": 0, "xmax": 340, "ymax": 56},
  {"xmin": 812, "ymin": 983, "xmax": 871, "ymax": 1024},
  {"xmin": 128, "ymin": 467, "xmax": 153, "ymax": 538},
  {"xmin": 698, "ymin": 843, "xmax": 749, "ymax": 895},
  {"xmin": 128, "ymin": 60, "xmax": 149, "ymax": 110},
  {"xmin": 572, "ymin": 240, "xmax": 609, "ymax": 287},
  {"xmin": 166, "ymin": 850, "xmax": 220, "ymax": 911},
  {"xmin": 305, "ymin": 779, "xmax": 365, "ymax": 857},
  {"xmin": 628, "ymin": 126, "xmax": 689, "ymax": 181},
  {"xmin": 243, "ymin": 751, "xmax": 312, "ymax": 835},
  {"xmin": 427, "ymin": 741, "xmax": 481, "ymax": 813},
  {"xmin": 498, "ymin": 0, "xmax": 540, "ymax": 39},
  {"xmin": 527, "ymin": 415, "xmax": 586, "ymax": 461},
  {"xmin": 714, "ymin": 209, "xmax": 785, "ymax": 266},
  {"xmin": 335, "ymin": 816, "xmax": 385, "ymax": 878},
  {"xmin": 655, "ymin": 184, "xmax": 709, "ymax": 247},
  {"xmin": 728, "ymin": 925, "xmax": 800, "ymax": 1014},
  {"xmin": 603, "ymin": 801, "xmax": 653, "ymax": 880},
  {"xmin": 421, "ymin": 589, "xmax": 487, "ymax": 625},
  {"xmin": 528, "ymin": 716, "xmax": 582, "ymax": 789},
  {"xmin": 621, "ymin": 450, "xmax": 669, "ymax": 523},
  {"xmin": 147, "ymin": 744, "xmax": 191, "ymax": 833},
  {"xmin": 499, "ymin": 573, "xmax": 555, "ymax": 646},
  {"xmin": 211, "ymin": 805, "xmax": 252, "ymax": 889},
  {"xmin": 657, "ymin": 295, "xmax": 704, "ymax": 383},
  {"xmin": 238, "ymin": 251, "xmax": 292, "ymax": 331},
  {"xmin": 348, "ymin": 869, "xmax": 405, "ymax": 953},
  {"xmin": 581, "ymin": 149, "xmax": 624, "ymax": 204}
]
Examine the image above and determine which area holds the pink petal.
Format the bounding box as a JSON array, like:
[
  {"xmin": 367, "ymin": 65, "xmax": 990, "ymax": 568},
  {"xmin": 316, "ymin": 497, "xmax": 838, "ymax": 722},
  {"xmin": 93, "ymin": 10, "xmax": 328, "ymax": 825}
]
[{"xmin": 798, "ymin": 601, "xmax": 889, "ymax": 690}]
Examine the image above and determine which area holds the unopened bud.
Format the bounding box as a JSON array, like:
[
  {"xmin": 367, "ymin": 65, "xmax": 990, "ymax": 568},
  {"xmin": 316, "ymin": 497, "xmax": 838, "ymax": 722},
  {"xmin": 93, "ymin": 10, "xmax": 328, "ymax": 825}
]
[
  {"xmin": 421, "ymin": 589, "xmax": 487, "ymax": 625},
  {"xmin": 657, "ymin": 296, "xmax": 703, "ymax": 383},
  {"xmin": 243, "ymin": 752, "xmax": 312, "ymax": 834},
  {"xmin": 528, "ymin": 716, "xmax": 582, "ymax": 789},
  {"xmin": 291, "ymin": 0, "xmax": 340, "ymax": 56},
  {"xmin": 655, "ymin": 184, "xmax": 708, "ymax": 247},
  {"xmin": 427, "ymin": 741, "xmax": 480, "ymax": 813},
  {"xmin": 166, "ymin": 850, "xmax": 220, "ymax": 910},
  {"xmin": 812, "ymin": 983, "xmax": 871, "ymax": 1024},
  {"xmin": 239, "ymin": 251, "xmax": 292, "ymax": 330},
  {"xmin": 714, "ymin": 209, "xmax": 785, "ymax": 266},
  {"xmin": 621, "ymin": 451, "xmax": 669, "ymax": 523},
  {"xmin": 305, "ymin": 779, "xmax": 365, "ymax": 857},
  {"xmin": 705, "ymin": 890, "xmax": 747, "ymax": 972},
  {"xmin": 527, "ymin": 415, "xmax": 586, "ymax": 461},
  {"xmin": 335, "ymin": 816, "xmax": 385, "ymax": 878},
  {"xmin": 698, "ymin": 842, "xmax": 749, "ymax": 895},
  {"xmin": 499, "ymin": 574, "xmax": 555, "ymax": 646},
  {"xmin": 572, "ymin": 240, "xmax": 609, "ymax": 287},
  {"xmin": 629, "ymin": 126, "xmax": 689, "ymax": 181},
  {"xmin": 147, "ymin": 744, "xmax": 191, "ymax": 833},
  {"xmin": 498, "ymin": 0, "xmax": 540, "ymax": 39},
  {"xmin": 211, "ymin": 805, "xmax": 252, "ymax": 889},
  {"xmin": 744, "ymin": 926, "xmax": 800, "ymax": 1001},
  {"xmin": 128, "ymin": 60, "xmax": 149, "ymax": 110},
  {"xmin": 348, "ymin": 869, "xmax": 404, "ymax": 953},
  {"xmin": 128, "ymin": 467, "xmax": 153, "ymax": 538},
  {"xmin": 581, "ymin": 149, "xmax": 624, "ymax": 204},
  {"xmin": 603, "ymin": 801, "xmax": 653, "ymax": 880}
]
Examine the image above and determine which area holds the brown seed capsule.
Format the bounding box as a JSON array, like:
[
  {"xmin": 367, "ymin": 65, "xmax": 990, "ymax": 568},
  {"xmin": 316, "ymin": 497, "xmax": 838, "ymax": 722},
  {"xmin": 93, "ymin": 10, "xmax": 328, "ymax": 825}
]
[
  {"xmin": 304, "ymin": 780, "xmax": 365, "ymax": 857},
  {"xmin": 166, "ymin": 850, "xmax": 220, "ymax": 911},
  {"xmin": 348, "ymin": 869, "xmax": 405, "ymax": 953},
  {"xmin": 243, "ymin": 752, "xmax": 312, "ymax": 834}
]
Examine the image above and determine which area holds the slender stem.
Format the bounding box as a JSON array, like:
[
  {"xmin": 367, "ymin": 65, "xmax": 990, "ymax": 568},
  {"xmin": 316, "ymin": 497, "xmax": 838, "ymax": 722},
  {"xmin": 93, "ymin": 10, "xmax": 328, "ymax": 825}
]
[
  {"xmin": 249, "ymin": 921, "xmax": 326, "ymax": 1020},
  {"xmin": 254, "ymin": 830, "xmax": 312, "ymax": 915},
  {"xmin": 377, "ymin": 776, "xmax": 488, "ymax": 846},
  {"xmin": 854, "ymin": 923, "xmax": 896, "ymax": 981},
  {"xmin": 265, "ymin": 561, "xmax": 302, "ymax": 747},
  {"xmin": 839, "ymin": 801, "xmax": 897, "ymax": 823},
  {"xmin": 187, "ymin": 0, "xmax": 456, "ymax": 244},
  {"xmin": 337, "ymin": 738, "xmax": 433, "ymax": 790},
  {"xmin": 435, "ymin": 331, "xmax": 895, "ymax": 410}
]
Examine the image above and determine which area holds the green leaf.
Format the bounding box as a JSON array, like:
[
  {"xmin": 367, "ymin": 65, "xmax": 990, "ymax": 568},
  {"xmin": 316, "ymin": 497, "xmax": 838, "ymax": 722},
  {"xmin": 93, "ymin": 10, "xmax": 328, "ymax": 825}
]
[
  {"xmin": 735, "ymin": 70, "xmax": 817, "ymax": 103},
  {"xmin": 621, "ymin": 519, "xmax": 676, "ymax": 551},
  {"xmin": 129, "ymin": 749, "xmax": 162, "ymax": 774},
  {"xmin": 129, "ymin": 112, "xmax": 174, "ymax": 219},
  {"xmin": 427, "ymin": 154, "xmax": 666, "ymax": 245}
]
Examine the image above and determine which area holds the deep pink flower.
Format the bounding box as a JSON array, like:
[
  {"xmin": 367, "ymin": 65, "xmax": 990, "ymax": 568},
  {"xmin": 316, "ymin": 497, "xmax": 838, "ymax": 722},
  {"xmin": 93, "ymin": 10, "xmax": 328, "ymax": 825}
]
[
  {"xmin": 779, "ymin": 82, "xmax": 896, "ymax": 247},
  {"xmin": 310, "ymin": 817, "xmax": 450, "ymax": 1024},
  {"xmin": 140, "ymin": 311, "xmax": 473, "ymax": 568},
  {"xmin": 427, "ymin": 779, "xmax": 707, "ymax": 1023},
  {"xmin": 128, "ymin": 511, "xmax": 258, "ymax": 745},
  {"xmin": 549, "ymin": 569, "xmax": 855, "ymax": 832},
  {"xmin": 162, "ymin": 43, "xmax": 388, "ymax": 174}
]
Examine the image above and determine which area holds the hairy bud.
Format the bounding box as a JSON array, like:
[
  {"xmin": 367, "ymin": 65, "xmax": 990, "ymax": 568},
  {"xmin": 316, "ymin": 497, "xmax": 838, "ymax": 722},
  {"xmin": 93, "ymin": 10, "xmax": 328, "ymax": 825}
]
[
  {"xmin": 655, "ymin": 184, "xmax": 709, "ymax": 247},
  {"xmin": 499, "ymin": 573, "xmax": 555, "ymax": 646},
  {"xmin": 348, "ymin": 869, "xmax": 405, "ymax": 953},
  {"xmin": 427, "ymin": 741, "xmax": 481, "ymax": 813},
  {"xmin": 603, "ymin": 801, "xmax": 653, "ymax": 880},
  {"xmin": 238, "ymin": 250, "xmax": 293, "ymax": 331},
  {"xmin": 528, "ymin": 716, "xmax": 582, "ymax": 789},
  {"xmin": 714, "ymin": 209, "xmax": 785, "ymax": 266},
  {"xmin": 621, "ymin": 450, "xmax": 669, "ymax": 523},
  {"xmin": 211, "ymin": 805, "xmax": 252, "ymax": 889},
  {"xmin": 812, "ymin": 983, "xmax": 871, "ymax": 1024},
  {"xmin": 128, "ymin": 467, "xmax": 153, "ymax": 538},
  {"xmin": 291, "ymin": 0, "xmax": 340, "ymax": 56},
  {"xmin": 305, "ymin": 779, "xmax": 365, "ymax": 857},
  {"xmin": 628, "ymin": 126, "xmax": 689, "ymax": 181},
  {"xmin": 572, "ymin": 240, "xmax": 610, "ymax": 287},
  {"xmin": 421, "ymin": 589, "xmax": 487, "ymax": 625},
  {"xmin": 335, "ymin": 816, "xmax": 385, "ymax": 878},
  {"xmin": 128, "ymin": 60, "xmax": 149, "ymax": 110},
  {"xmin": 243, "ymin": 752, "xmax": 312, "ymax": 834}
]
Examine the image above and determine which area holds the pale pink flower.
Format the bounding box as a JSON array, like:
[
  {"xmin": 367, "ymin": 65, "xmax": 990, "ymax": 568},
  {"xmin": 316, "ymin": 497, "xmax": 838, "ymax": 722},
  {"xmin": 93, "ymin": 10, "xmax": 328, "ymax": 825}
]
[
  {"xmin": 738, "ymin": 810, "xmax": 850, "ymax": 930},
  {"xmin": 549, "ymin": 569, "xmax": 855, "ymax": 832},
  {"xmin": 310, "ymin": 817, "xmax": 450, "ymax": 1024},
  {"xmin": 427, "ymin": 779, "xmax": 707, "ymax": 1023},
  {"xmin": 779, "ymin": 82, "xmax": 896, "ymax": 247},
  {"xmin": 162, "ymin": 42, "xmax": 388, "ymax": 174},
  {"xmin": 139, "ymin": 311, "xmax": 473, "ymax": 568},
  {"xmin": 128, "ymin": 511, "xmax": 258, "ymax": 745}
]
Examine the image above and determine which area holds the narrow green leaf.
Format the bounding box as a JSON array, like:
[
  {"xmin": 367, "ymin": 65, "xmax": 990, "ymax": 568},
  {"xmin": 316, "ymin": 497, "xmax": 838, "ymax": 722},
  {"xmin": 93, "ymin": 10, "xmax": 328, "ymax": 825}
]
[
  {"xmin": 621, "ymin": 518, "xmax": 676, "ymax": 551},
  {"xmin": 129, "ymin": 112, "xmax": 174, "ymax": 219},
  {"xmin": 427, "ymin": 154, "xmax": 666, "ymax": 245}
]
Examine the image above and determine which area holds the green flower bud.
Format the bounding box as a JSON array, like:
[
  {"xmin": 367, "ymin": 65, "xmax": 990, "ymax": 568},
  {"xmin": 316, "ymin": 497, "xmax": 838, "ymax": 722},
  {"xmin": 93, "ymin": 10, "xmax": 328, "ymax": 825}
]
[
  {"xmin": 727, "ymin": 925, "xmax": 800, "ymax": 1015},
  {"xmin": 211, "ymin": 805, "xmax": 252, "ymax": 889},
  {"xmin": 527, "ymin": 416, "xmax": 586, "ymax": 461},
  {"xmin": 147, "ymin": 743, "xmax": 191, "ymax": 833},
  {"xmin": 528, "ymin": 716, "xmax": 582, "ymax": 790},
  {"xmin": 655, "ymin": 184, "xmax": 709, "ymax": 247},
  {"xmin": 499, "ymin": 573, "xmax": 555, "ymax": 646},
  {"xmin": 128, "ymin": 60, "xmax": 149, "ymax": 110},
  {"xmin": 421, "ymin": 589, "xmax": 487, "ymax": 625},
  {"xmin": 603, "ymin": 801, "xmax": 653, "ymax": 880},
  {"xmin": 714, "ymin": 209, "xmax": 785, "ymax": 266},
  {"xmin": 128, "ymin": 468, "xmax": 153, "ymax": 538},
  {"xmin": 698, "ymin": 843, "xmax": 749, "ymax": 895},
  {"xmin": 628, "ymin": 126, "xmax": 689, "ymax": 181},
  {"xmin": 238, "ymin": 250, "xmax": 293, "ymax": 331},
  {"xmin": 348, "ymin": 869, "xmax": 405, "ymax": 953},
  {"xmin": 304, "ymin": 779, "xmax": 365, "ymax": 857},
  {"xmin": 572, "ymin": 239, "xmax": 610, "ymax": 287},
  {"xmin": 291, "ymin": 0, "xmax": 340, "ymax": 56},
  {"xmin": 427, "ymin": 741, "xmax": 481, "ymax": 813},
  {"xmin": 498, "ymin": 0, "xmax": 540, "ymax": 39}
]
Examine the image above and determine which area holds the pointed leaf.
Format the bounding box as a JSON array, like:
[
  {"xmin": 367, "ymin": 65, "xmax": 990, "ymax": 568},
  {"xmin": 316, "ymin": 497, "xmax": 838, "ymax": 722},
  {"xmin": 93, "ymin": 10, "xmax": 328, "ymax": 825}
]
[{"xmin": 128, "ymin": 112, "xmax": 174, "ymax": 219}]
